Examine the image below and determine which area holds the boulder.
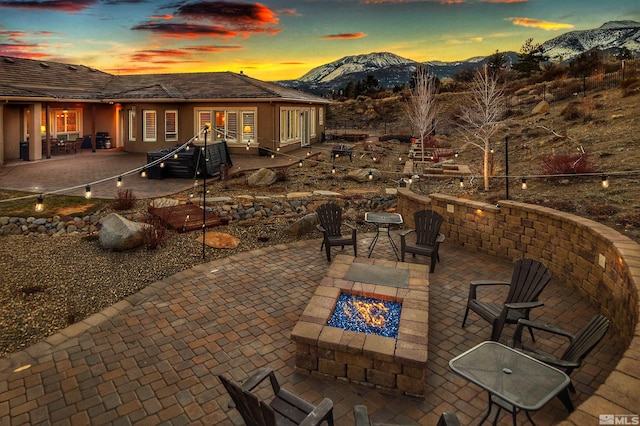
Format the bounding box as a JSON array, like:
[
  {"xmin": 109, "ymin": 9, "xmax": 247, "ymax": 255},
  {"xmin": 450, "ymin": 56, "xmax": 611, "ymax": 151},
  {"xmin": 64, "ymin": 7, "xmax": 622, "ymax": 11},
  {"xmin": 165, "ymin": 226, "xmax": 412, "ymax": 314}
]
[
  {"xmin": 99, "ymin": 213, "xmax": 147, "ymax": 251},
  {"xmin": 347, "ymin": 168, "xmax": 381, "ymax": 182},
  {"xmin": 286, "ymin": 213, "xmax": 318, "ymax": 236},
  {"xmin": 531, "ymin": 100, "xmax": 550, "ymax": 115},
  {"xmin": 247, "ymin": 168, "xmax": 277, "ymax": 187}
]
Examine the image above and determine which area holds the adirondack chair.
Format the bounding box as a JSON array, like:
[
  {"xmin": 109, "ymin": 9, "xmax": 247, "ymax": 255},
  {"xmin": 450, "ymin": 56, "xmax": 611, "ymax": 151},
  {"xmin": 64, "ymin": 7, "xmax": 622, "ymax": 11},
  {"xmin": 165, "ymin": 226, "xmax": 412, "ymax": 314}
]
[
  {"xmin": 511, "ymin": 314, "xmax": 610, "ymax": 394},
  {"xmin": 462, "ymin": 258, "xmax": 552, "ymax": 341},
  {"xmin": 316, "ymin": 202, "xmax": 357, "ymax": 261},
  {"xmin": 399, "ymin": 210, "xmax": 445, "ymax": 273},
  {"xmin": 219, "ymin": 367, "xmax": 334, "ymax": 426}
]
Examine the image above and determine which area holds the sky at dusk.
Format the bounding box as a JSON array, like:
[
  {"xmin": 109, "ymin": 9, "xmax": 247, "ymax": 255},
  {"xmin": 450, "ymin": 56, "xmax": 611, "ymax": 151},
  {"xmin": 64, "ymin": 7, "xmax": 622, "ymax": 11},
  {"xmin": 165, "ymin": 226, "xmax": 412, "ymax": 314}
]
[{"xmin": 0, "ymin": 0, "xmax": 638, "ymax": 81}]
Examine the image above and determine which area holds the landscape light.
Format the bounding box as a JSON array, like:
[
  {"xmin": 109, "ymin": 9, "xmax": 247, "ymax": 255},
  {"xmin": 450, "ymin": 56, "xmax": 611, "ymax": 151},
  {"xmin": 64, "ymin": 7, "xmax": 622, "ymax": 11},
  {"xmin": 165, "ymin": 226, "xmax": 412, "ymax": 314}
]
[
  {"xmin": 307, "ymin": 150, "xmax": 312, "ymax": 156},
  {"xmin": 35, "ymin": 195, "xmax": 44, "ymax": 212},
  {"xmin": 459, "ymin": 176, "xmax": 464, "ymax": 188},
  {"xmin": 271, "ymin": 153, "xmax": 275, "ymax": 159},
  {"xmin": 521, "ymin": 177, "xmax": 527, "ymax": 190},
  {"xmin": 398, "ymin": 156, "xmax": 402, "ymax": 162},
  {"xmin": 85, "ymin": 185, "xmax": 92, "ymax": 199},
  {"xmin": 601, "ymin": 174, "xmax": 609, "ymax": 188},
  {"xmin": 116, "ymin": 176, "xmax": 123, "ymax": 187}
]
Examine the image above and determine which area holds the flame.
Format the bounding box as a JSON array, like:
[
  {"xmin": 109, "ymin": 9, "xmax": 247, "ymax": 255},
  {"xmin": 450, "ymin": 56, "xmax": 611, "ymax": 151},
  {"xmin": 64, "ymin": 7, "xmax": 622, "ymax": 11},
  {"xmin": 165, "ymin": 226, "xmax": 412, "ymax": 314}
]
[{"xmin": 343, "ymin": 296, "xmax": 389, "ymax": 328}]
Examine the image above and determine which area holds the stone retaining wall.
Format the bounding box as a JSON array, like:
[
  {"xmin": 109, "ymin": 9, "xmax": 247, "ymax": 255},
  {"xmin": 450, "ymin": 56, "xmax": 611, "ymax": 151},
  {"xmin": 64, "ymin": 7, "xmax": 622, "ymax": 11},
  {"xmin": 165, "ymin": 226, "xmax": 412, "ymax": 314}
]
[{"xmin": 397, "ymin": 188, "xmax": 640, "ymax": 424}]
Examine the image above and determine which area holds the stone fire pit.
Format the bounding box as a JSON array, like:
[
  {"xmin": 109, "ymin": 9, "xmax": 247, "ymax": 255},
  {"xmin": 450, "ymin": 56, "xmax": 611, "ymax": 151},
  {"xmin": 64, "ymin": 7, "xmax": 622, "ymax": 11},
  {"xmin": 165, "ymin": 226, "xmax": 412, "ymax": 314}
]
[{"xmin": 291, "ymin": 255, "xmax": 429, "ymax": 396}]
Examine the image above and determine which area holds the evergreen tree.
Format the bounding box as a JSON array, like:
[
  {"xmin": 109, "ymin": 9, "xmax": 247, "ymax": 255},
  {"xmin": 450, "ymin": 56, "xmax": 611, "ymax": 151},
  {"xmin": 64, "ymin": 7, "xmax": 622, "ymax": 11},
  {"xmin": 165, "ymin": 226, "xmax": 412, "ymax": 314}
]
[{"xmin": 513, "ymin": 38, "xmax": 548, "ymax": 77}]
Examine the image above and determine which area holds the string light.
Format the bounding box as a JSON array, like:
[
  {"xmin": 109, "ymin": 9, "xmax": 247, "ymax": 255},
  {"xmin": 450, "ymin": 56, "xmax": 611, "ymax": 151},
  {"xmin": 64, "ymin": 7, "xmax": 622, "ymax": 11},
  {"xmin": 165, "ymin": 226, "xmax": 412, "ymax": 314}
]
[
  {"xmin": 116, "ymin": 176, "xmax": 123, "ymax": 187},
  {"xmin": 159, "ymin": 162, "xmax": 165, "ymax": 168},
  {"xmin": 141, "ymin": 168, "xmax": 147, "ymax": 178},
  {"xmin": 174, "ymin": 153, "xmax": 179, "ymax": 159},
  {"xmin": 85, "ymin": 185, "xmax": 92, "ymax": 199},
  {"xmin": 35, "ymin": 195, "xmax": 44, "ymax": 212},
  {"xmin": 454, "ymin": 151, "xmax": 459, "ymax": 158},
  {"xmin": 459, "ymin": 176, "xmax": 464, "ymax": 188},
  {"xmin": 521, "ymin": 177, "xmax": 528, "ymax": 190},
  {"xmin": 331, "ymin": 165, "xmax": 336, "ymax": 174},
  {"xmin": 601, "ymin": 174, "xmax": 609, "ymax": 188},
  {"xmin": 299, "ymin": 159, "xmax": 303, "ymax": 167},
  {"xmin": 368, "ymin": 170, "xmax": 374, "ymax": 180}
]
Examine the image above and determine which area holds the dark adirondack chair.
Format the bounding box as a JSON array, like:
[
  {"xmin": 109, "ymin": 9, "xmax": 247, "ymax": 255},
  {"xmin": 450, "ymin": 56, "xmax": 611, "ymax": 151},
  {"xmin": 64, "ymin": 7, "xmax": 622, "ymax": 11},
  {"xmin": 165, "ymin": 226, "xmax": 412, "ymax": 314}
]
[
  {"xmin": 462, "ymin": 258, "xmax": 552, "ymax": 341},
  {"xmin": 511, "ymin": 314, "xmax": 610, "ymax": 393},
  {"xmin": 218, "ymin": 367, "xmax": 334, "ymax": 426},
  {"xmin": 399, "ymin": 210, "xmax": 445, "ymax": 273},
  {"xmin": 354, "ymin": 405, "xmax": 459, "ymax": 426},
  {"xmin": 316, "ymin": 203, "xmax": 357, "ymax": 262}
]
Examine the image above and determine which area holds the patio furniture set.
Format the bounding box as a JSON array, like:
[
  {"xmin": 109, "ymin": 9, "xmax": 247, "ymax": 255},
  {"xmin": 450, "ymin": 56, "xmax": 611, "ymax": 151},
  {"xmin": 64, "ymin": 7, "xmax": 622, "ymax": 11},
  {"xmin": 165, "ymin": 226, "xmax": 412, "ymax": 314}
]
[{"xmin": 220, "ymin": 202, "xmax": 610, "ymax": 425}]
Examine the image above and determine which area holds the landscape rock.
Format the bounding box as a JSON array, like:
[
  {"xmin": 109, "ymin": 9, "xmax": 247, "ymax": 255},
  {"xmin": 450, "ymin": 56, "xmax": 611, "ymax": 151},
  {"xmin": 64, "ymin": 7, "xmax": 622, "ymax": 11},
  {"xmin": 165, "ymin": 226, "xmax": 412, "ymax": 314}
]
[
  {"xmin": 247, "ymin": 168, "xmax": 277, "ymax": 187},
  {"xmin": 531, "ymin": 100, "xmax": 550, "ymax": 114},
  {"xmin": 99, "ymin": 213, "xmax": 147, "ymax": 251},
  {"xmin": 285, "ymin": 213, "xmax": 318, "ymax": 236}
]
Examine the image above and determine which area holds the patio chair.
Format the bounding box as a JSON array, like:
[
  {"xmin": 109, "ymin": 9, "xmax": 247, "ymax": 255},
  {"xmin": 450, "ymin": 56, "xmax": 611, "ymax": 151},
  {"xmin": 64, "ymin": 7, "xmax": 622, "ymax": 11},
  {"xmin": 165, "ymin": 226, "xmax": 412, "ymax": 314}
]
[
  {"xmin": 399, "ymin": 209, "xmax": 445, "ymax": 273},
  {"xmin": 316, "ymin": 202, "xmax": 357, "ymax": 262},
  {"xmin": 462, "ymin": 258, "xmax": 551, "ymax": 341},
  {"xmin": 354, "ymin": 405, "xmax": 459, "ymax": 426},
  {"xmin": 218, "ymin": 367, "xmax": 334, "ymax": 426},
  {"xmin": 511, "ymin": 313, "xmax": 610, "ymax": 394}
]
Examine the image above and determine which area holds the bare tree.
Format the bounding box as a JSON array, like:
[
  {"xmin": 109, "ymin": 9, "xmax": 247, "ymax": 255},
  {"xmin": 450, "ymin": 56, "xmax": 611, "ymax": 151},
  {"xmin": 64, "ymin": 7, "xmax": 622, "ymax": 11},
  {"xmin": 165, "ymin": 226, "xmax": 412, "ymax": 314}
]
[
  {"xmin": 405, "ymin": 65, "xmax": 438, "ymax": 163},
  {"xmin": 458, "ymin": 64, "xmax": 506, "ymax": 191}
]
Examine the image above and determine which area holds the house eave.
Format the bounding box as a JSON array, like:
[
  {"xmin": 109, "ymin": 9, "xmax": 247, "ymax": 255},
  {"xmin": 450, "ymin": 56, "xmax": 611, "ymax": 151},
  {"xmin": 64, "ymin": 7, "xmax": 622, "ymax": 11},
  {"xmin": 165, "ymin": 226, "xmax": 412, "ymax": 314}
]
[{"xmin": 102, "ymin": 96, "xmax": 332, "ymax": 105}]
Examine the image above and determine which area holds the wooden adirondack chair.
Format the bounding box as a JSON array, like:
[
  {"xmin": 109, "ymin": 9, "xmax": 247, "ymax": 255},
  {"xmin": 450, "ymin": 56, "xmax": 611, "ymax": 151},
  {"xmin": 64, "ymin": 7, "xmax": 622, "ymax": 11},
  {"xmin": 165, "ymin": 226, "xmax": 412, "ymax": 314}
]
[
  {"xmin": 399, "ymin": 210, "xmax": 445, "ymax": 273},
  {"xmin": 511, "ymin": 314, "xmax": 610, "ymax": 394},
  {"xmin": 219, "ymin": 367, "xmax": 334, "ymax": 426},
  {"xmin": 316, "ymin": 202, "xmax": 357, "ymax": 262},
  {"xmin": 462, "ymin": 258, "xmax": 552, "ymax": 341}
]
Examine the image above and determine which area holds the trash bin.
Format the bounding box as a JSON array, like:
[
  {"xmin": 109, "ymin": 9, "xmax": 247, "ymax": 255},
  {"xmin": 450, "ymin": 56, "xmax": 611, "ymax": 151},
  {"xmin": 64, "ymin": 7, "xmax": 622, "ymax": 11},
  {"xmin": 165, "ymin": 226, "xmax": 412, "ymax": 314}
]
[{"xmin": 20, "ymin": 141, "xmax": 29, "ymax": 161}]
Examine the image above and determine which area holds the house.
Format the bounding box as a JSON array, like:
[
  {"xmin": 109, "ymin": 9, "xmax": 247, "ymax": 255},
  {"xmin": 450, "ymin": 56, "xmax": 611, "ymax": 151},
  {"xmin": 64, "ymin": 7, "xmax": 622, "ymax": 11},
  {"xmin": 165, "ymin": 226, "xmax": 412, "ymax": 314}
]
[{"xmin": 0, "ymin": 55, "xmax": 331, "ymax": 165}]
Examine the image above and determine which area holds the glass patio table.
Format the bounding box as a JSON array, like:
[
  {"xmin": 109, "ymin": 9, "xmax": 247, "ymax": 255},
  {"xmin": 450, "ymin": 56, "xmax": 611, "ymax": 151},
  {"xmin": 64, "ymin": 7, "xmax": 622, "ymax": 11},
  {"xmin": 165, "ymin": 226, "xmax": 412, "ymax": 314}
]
[
  {"xmin": 449, "ymin": 341, "xmax": 573, "ymax": 426},
  {"xmin": 364, "ymin": 212, "xmax": 403, "ymax": 259}
]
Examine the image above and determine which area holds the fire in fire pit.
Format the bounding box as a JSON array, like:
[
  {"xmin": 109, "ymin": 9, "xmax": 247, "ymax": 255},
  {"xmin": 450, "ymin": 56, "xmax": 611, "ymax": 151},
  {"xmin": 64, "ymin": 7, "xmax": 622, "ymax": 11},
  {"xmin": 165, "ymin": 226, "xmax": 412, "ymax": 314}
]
[{"xmin": 327, "ymin": 292, "xmax": 401, "ymax": 338}]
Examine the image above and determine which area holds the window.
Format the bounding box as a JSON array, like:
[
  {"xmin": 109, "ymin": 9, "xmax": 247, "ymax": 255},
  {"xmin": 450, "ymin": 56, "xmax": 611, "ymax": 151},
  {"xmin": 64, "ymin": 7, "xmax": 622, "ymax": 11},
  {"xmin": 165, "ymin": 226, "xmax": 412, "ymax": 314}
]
[
  {"xmin": 129, "ymin": 109, "xmax": 137, "ymax": 141},
  {"xmin": 318, "ymin": 107, "xmax": 324, "ymax": 126},
  {"xmin": 196, "ymin": 108, "xmax": 255, "ymax": 144},
  {"xmin": 165, "ymin": 110, "xmax": 178, "ymax": 141},
  {"xmin": 280, "ymin": 108, "xmax": 300, "ymax": 143},
  {"xmin": 143, "ymin": 110, "xmax": 157, "ymax": 142},
  {"xmin": 242, "ymin": 112, "xmax": 255, "ymax": 142},
  {"xmin": 310, "ymin": 107, "xmax": 316, "ymax": 137}
]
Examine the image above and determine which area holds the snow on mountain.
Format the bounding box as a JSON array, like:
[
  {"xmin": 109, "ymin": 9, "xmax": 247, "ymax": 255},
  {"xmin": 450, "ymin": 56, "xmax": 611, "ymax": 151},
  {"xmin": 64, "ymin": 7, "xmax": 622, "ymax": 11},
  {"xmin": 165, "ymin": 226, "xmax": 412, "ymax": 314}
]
[
  {"xmin": 298, "ymin": 52, "xmax": 415, "ymax": 83},
  {"xmin": 542, "ymin": 20, "xmax": 640, "ymax": 61}
]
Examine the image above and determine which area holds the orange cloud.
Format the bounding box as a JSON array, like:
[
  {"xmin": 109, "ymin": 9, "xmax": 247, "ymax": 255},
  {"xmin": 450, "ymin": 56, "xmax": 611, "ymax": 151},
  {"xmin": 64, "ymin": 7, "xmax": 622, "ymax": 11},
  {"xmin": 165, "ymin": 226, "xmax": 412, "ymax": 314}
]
[
  {"xmin": 507, "ymin": 17, "xmax": 574, "ymax": 30},
  {"xmin": 322, "ymin": 32, "xmax": 367, "ymax": 40},
  {"xmin": 0, "ymin": 0, "xmax": 97, "ymax": 12},
  {"xmin": 150, "ymin": 14, "xmax": 173, "ymax": 20},
  {"xmin": 185, "ymin": 45, "xmax": 245, "ymax": 53},
  {"xmin": 132, "ymin": 22, "xmax": 239, "ymax": 39},
  {"xmin": 0, "ymin": 43, "xmax": 48, "ymax": 58}
]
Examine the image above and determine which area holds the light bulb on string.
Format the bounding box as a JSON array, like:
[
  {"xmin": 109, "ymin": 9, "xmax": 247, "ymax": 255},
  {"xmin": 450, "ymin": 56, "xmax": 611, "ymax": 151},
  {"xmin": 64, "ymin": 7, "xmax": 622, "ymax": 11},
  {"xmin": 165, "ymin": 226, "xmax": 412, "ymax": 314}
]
[
  {"xmin": 459, "ymin": 176, "xmax": 464, "ymax": 188},
  {"xmin": 141, "ymin": 168, "xmax": 147, "ymax": 178},
  {"xmin": 368, "ymin": 170, "xmax": 374, "ymax": 180},
  {"xmin": 521, "ymin": 177, "xmax": 528, "ymax": 190},
  {"xmin": 117, "ymin": 176, "xmax": 123, "ymax": 187},
  {"xmin": 270, "ymin": 153, "xmax": 275, "ymax": 159},
  {"xmin": 160, "ymin": 162, "xmax": 165, "ymax": 168},
  {"xmin": 35, "ymin": 195, "xmax": 44, "ymax": 212},
  {"xmin": 299, "ymin": 159, "xmax": 303, "ymax": 168},
  {"xmin": 174, "ymin": 153, "xmax": 178, "ymax": 159},
  {"xmin": 601, "ymin": 174, "xmax": 609, "ymax": 188},
  {"xmin": 331, "ymin": 165, "xmax": 336, "ymax": 174},
  {"xmin": 85, "ymin": 185, "xmax": 92, "ymax": 199}
]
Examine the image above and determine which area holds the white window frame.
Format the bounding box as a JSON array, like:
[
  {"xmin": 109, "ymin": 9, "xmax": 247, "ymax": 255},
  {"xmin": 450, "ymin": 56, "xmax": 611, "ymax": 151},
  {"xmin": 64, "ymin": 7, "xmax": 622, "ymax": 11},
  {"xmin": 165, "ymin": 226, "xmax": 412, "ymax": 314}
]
[
  {"xmin": 129, "ymin": 109, "xmax": 136, "ymax": 141},
  {"xmin": 165, "ymin": 110, "xmax": 178, "ymax": 141},
  {"xmin": 310, "ymin": 107, "xmax": 316, "ymax": 138},
  {"xmin": 143, "ymin": 110, "xmax": 157, "ymax": 142}
]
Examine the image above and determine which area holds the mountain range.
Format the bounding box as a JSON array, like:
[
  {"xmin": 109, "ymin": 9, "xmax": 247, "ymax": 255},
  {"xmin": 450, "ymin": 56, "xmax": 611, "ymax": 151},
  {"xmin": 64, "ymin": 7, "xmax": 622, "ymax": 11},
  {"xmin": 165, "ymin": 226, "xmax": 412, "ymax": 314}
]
[{"xmin": 276, "ymin": 20, "xmax": 640, "ymax": 95}]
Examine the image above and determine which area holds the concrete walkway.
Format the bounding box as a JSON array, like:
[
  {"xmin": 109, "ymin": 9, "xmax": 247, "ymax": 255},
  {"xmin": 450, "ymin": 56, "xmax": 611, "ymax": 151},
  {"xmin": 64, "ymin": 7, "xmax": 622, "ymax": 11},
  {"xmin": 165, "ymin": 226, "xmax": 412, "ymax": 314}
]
[{"xmin": 0, "ymin": 150, "xmax": 624, "ymax": 425}]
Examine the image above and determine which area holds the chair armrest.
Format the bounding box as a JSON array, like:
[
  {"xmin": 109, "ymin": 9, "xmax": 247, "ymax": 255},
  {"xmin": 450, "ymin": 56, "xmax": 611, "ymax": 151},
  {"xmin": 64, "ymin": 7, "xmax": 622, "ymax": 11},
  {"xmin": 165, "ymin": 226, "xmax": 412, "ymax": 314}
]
[
  {"xmin": 468, "ymin": 281, "xmax": 509, "ymax": 299},
  {"xmin": 353, "ymin": 405, "xmax": 371, "ymax": 426},
  {"xmin": 436, "ymin": 233, "xmax": 445, "ymax": 243},
  {"xmin": 316, "ymin": 224, "xmax": 326, "ymax": 233},
  {"xmin": 503, "ymin": 300, "xmax": 544, "ymax": 310},
  {"xmin": 344, "ymin": 222, "xmax": 356, "ymax": 231},
  {"xmin": 299, "ymin": 398, "xmax": 334, "ymax": 426},
  {"xmin": 241, "ymin": 367, "xmax": 274, "ymax": 392},
  {"xmin": 515, "ymin": 318, "xmax": 575, "ymax": 340},
  {"xmin": 399, "ymin": 229, "xmax": 415, "ymax": 238}
]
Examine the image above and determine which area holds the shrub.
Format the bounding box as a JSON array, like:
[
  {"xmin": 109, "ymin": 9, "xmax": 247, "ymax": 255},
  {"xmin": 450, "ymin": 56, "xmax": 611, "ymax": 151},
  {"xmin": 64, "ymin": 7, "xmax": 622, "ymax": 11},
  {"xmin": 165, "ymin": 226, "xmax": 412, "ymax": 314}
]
[
  {"xmin": 141, "ymin": 214, "xmax": 167, "ymax": 250},
  {"xmin": 112, "ymin": 189, "xmax": 137, "ymax": 210},
  {"xmin": 540, "ymin": 152, "xmax": 596, "ymax": 175},
  {"xmin": 274, "ymin": 167, "xmax": 290, "ymax": 182}
]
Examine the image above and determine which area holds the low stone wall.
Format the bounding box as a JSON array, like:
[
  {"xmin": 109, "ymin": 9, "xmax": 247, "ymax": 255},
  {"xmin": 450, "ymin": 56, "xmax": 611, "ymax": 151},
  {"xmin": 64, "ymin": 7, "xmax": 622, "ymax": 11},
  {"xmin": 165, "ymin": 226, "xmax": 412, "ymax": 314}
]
[{"xmin": 397, "ymin": 188, "xmax": 640, "ymax": 424}]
